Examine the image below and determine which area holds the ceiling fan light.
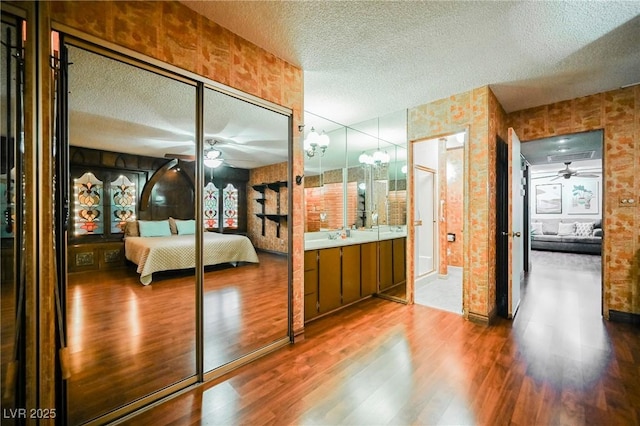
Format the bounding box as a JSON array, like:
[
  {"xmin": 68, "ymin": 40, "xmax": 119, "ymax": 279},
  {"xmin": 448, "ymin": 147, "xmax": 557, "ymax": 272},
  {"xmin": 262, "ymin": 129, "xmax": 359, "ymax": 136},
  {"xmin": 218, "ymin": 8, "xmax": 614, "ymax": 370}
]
[
  {"xmin": 206, "ymin": 149, "xmax": 222, "ymax": 160},
  {"xmin": 204, "ymin": 158, "xmax": 223, "ymax": 168}
]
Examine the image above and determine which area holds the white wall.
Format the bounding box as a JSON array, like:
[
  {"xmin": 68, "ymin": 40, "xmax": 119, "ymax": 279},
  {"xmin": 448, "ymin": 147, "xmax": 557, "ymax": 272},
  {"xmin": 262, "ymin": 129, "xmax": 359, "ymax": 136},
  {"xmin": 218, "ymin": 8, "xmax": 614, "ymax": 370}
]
[{"xmin": 530, "ymin": 172, "xmax": 602, "ymax": 220}]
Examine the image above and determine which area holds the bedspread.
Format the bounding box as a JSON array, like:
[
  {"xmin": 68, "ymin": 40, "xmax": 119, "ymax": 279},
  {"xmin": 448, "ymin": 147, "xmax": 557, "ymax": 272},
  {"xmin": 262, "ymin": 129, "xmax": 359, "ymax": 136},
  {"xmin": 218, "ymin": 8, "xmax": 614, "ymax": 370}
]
[{"xmin": 125, "ymin": 232, "xmax": 259, "ymax": 285}]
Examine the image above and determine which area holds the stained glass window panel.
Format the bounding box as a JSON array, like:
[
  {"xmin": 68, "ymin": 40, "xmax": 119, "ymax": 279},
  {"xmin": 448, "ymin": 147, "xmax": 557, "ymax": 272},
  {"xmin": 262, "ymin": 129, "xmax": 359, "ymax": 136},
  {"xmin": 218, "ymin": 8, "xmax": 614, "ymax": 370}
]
[
  {"xmin": 110, "ymin": 175, "xmax": 136, "ymax": 234},
  {"xmin": 223, "ymin": 183, "xmax": 238, "ymax": 229},
  {"xmin": 204, "ymin": 182, "xmax": 218, "ymax": 229},
  {"xmin": 74, "ymin": 172, "xmax": 103, "ymax": 235},
  {"xmin": 0, "ymin": 168, "xmax": 14, "ymax": 237}
]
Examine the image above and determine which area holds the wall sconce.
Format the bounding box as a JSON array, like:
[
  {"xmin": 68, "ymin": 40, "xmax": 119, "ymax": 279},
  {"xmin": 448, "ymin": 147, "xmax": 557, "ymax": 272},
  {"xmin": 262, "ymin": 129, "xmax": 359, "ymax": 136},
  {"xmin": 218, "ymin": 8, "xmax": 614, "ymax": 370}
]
[{"xmin": 304, "ymin": 127, "xmax": 330, "ymax": 158}]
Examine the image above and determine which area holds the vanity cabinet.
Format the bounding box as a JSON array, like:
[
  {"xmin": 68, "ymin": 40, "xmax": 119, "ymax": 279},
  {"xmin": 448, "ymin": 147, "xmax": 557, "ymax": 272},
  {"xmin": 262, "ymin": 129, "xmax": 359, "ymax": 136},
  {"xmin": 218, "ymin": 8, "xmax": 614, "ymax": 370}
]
[
  {"xmin": 379, "ymin": 237, "xmax": 406, "ymax": 291},
  {"xmin": 318, "ymin": 247, "xmax": 342, "ymax": 314},
  {"xmin": 360, "ymin": 242, "xmax": 378, "ymax": 297},
  {"xmin": 305, "ymin": 243, "xmax": 364, "ymax": 321},
  {"xmin": 341, "ymin": 244, "xmax": 361, "ymax": 305}
]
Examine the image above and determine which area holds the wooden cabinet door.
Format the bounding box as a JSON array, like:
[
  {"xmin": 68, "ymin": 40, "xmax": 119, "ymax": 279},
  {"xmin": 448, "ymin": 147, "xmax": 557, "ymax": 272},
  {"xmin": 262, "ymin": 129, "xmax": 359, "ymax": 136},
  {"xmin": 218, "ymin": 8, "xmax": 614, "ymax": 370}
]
[
  {"xmin": 304, "ymin": 250, "xmax": 319, "ymax": 320},
  {"xmin": 318, "ymin": 247, "xmax": 341, "ymax": 314},
  {"xmin": 341, "ymin": 245, "xmax": 360, "ymax": 305},
  {"xmin": 379, "ymin": 239, "xmax": 393, "ymax": 291},
  {"xmin": 360, "ymin": 242, "xmax": 378, "ymax": 297},
  {"xmin": 393, "ymin": 237, "xmax": 406, "ymax": 285}
]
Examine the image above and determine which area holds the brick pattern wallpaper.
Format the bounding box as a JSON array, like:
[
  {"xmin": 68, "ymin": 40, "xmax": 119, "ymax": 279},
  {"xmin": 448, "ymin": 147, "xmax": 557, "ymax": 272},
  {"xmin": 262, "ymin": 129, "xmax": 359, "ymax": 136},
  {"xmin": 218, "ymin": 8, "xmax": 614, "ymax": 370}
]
[
  {"xmin": 47, "ymin": 1, "xmax": 305, "ymax": 332},
  {"xmin": 446, "ymin": 148, "xmax": 464, "ymax": 267},
  {"xmin": 509, "ymin": 87, "xmax": 640, "ymax": 317},
  {"xmin": 409, "ymin": 87, "xmax": 491, "ymax": 320}
]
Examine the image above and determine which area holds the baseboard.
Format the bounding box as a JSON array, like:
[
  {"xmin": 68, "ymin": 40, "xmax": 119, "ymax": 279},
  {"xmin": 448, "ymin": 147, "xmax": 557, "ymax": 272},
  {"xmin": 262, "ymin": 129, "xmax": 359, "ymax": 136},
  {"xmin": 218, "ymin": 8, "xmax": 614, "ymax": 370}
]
[
  {"xmin": 292, "ymin": 327, "xmax": 305, "ymax": 342},
  {"xmin": 469, "ymin": 306, "xmax": 498, "ymax": 326},
  {"xmin": 608, "ymin": 310, "xmax": 640, "ymax": 325}
]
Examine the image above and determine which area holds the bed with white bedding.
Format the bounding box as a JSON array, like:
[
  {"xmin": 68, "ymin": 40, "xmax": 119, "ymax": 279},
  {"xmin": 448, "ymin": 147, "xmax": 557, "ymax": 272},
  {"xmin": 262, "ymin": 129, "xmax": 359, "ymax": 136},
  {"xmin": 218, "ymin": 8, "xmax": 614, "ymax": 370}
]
[{"xmin": 125, "ymin": 232, "xmax": 259, "ymax": 285}]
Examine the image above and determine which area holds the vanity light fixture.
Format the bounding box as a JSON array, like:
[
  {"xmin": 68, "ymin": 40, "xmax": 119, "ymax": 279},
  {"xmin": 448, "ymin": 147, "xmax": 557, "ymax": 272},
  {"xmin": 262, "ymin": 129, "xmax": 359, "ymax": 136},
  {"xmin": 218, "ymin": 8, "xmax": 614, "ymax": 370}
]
[
  {"xmin": 304, "ymin": 127, "xmax": 330, "ymax": 158},
  {"xmin": 359, "ymin": 150, "xmax": 389, "ymax": 166}
]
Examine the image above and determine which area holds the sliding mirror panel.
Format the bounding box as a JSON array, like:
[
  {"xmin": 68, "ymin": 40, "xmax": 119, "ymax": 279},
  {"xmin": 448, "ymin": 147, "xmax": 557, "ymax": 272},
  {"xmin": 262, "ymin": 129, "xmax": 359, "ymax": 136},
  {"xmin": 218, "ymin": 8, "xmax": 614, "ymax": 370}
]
[
  {"xmin": 65, "ymin": 45, "xmax": 197, "ymax": 424},
  {"xmin": 202, "ymin": 88, "xmax": 289, "ymax": 372},
  {"xmin": 1, "ymin": 13, "xmax": 25, "ymax": 419}
]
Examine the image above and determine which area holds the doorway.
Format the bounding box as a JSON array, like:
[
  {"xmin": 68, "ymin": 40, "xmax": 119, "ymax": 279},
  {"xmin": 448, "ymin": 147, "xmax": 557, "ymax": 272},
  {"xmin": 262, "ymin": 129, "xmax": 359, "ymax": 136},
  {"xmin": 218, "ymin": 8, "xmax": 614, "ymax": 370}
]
[
  {"xmin": 520, "ymin": 130, "xmax": 604, "ymax": 316},
  {"xmin": 412, "ymin": 132, "xmax": 465, "ymax": 314}
]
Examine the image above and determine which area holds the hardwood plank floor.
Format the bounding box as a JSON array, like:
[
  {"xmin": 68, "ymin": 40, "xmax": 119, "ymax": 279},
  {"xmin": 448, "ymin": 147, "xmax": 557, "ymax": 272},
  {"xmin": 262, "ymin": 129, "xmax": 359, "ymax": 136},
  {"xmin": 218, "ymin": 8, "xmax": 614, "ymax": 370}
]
[
  {"xmin": 125, "ymin": 251, "xmax": 640, "ymax": 425},
  {"xmin": 66, "ymin": 251, "xmax": 287, "ymax": 425}
]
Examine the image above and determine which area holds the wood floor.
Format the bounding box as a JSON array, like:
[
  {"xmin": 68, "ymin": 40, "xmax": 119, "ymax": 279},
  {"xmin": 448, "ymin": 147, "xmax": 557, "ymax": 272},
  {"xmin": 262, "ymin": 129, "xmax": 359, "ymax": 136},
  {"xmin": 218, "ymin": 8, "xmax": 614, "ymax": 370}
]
[
  {"xmin": 66, "ymin": 252, "xmax": 288, "ymax": 425},
  {"xmin": 124, "ymin": 251, "xmax": 640, "ymax": 425}
]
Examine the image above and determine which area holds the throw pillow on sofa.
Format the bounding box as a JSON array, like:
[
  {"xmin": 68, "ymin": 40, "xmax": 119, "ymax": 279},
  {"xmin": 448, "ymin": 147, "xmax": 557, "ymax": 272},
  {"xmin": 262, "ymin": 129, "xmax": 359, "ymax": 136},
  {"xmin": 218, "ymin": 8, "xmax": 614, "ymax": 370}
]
[
  {"xmin": 531, "ymin": 222, "xmax": 543, "ymax": 235},
  {"xmin": 557, "ymin": 222, "xmax": 576, "ymax": 236},
  {"xmin": 575, "ymin": 222, "xmax": 595, "ymax": 237}
]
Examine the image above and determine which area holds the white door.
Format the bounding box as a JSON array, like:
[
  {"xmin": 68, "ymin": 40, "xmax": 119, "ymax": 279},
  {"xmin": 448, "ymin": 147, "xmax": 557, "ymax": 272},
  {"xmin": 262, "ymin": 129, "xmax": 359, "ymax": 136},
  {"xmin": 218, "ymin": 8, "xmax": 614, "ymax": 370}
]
[
  {"xmin": 509, "ymin": 128, "xmax": 523, "ymax": 316},
  {"xmin": 414, "ymin": 166, "xmax": 436, "ymax": 277}
]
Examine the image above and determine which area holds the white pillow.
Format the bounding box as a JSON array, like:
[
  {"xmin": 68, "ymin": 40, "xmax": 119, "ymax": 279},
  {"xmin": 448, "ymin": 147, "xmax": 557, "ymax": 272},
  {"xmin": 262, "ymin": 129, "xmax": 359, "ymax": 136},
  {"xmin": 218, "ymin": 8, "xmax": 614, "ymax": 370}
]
[
  {"xmin": 531, "ymin": 222, "xmax": 543, "ymax": 235},
  {"xmin": 575, "ymin": 222, "xmax": 595, "ymax": 237},
  {"xmin": 557, "ymin": 222, "xmax": 576, "ymax": 236}
]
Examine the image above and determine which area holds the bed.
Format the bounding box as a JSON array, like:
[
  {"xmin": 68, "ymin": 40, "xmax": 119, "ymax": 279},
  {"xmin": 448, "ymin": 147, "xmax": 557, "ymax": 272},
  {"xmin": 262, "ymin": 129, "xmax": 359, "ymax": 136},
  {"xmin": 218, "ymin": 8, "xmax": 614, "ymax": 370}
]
[{"xmin": 125, "ymin": 231, "xmax": 259, "ymax": 285}]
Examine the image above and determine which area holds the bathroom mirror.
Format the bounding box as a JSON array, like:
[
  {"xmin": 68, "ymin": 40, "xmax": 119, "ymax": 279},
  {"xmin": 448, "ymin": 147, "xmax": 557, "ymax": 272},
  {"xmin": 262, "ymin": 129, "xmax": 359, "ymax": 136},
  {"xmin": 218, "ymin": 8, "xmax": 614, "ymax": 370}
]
[
  {"xmin": 303, "ymin": 109, "xmax": 408, "ymax": 301},
  {"xmin": 303, "ymin": 113, "xmax": 345, "ymax": 232}
]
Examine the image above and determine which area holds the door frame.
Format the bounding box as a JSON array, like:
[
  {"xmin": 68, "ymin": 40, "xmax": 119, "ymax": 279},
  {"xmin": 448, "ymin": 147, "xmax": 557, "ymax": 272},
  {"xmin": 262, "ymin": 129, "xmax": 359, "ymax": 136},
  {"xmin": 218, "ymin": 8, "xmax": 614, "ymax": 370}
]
[{"xmin": 407, "ymin": 128, "xmax": 469, "ymax": 315}]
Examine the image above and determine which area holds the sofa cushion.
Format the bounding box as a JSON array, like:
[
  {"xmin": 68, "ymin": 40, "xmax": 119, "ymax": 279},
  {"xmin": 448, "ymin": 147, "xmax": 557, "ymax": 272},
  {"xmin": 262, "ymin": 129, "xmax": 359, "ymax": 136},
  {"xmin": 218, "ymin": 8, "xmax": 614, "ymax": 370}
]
[
  {"xmin": 560, "ymin": 236, "xmax": 601, "ymax": 244},
  {"xmin": 575, "ymin": 222, "xmax": 595, "ymax": 237},
  {"xmin": 593, "ymin": 228, "xmax": 603, "ymax": 237},
  {"xmin": 531, "ymin": 222, "xmax": 543, "ymax": 235},
  {"xmin": 532, "ymin": 235, "xmax": 563, "ymax": 243},
  {"xmin": 542, "ymin": 221, "xmax": 558, "ymax": 235},
  {"xmin": 557, "ymin": 222, "xmax": 575, "ymax": 236}
]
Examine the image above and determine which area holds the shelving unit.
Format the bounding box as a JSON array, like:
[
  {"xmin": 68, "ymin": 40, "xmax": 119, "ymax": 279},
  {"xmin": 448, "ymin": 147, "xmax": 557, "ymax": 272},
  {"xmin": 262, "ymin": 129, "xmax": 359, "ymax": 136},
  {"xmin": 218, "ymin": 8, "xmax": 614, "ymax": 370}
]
[
  {"xmin": 358, "ymin": 190, "xmax": 367, "ymax": 227},
  {"xmin": 253, "ymin": 180, "xmax": 288, "ymax": 237}
]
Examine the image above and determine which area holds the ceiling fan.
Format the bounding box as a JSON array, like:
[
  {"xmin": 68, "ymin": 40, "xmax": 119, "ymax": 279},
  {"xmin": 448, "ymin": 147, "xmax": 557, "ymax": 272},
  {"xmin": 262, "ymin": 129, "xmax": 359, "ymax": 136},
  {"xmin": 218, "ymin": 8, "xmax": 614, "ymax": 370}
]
[
  {"xmin": 164, "ymin": 139, "xmax": 224, "ymax": 166},
  {"xmin": 549, "ymin": 162, "xmax": 600, "ymax": 180}
]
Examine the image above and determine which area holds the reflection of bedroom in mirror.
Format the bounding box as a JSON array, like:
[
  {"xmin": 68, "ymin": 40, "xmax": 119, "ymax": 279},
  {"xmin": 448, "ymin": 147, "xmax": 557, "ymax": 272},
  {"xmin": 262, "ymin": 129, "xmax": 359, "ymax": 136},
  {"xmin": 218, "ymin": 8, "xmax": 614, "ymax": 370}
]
[{"xmin": 61, "ymin": 42, "xmax": 290, "ymax": 424}]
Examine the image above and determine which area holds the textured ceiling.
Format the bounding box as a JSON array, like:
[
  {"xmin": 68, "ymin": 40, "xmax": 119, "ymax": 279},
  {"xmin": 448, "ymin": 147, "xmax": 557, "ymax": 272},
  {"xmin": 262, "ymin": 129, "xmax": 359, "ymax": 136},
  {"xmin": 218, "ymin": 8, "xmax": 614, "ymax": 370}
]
[
  {"xmin": 68, "ymin": 46, "xmax": 289, "ymax": 169},
  {"xmin": 181, "ymin": 0, "xmax": 640, "ymax": 126},
  {"xmin": 66, "ymin": 2, "xmax": 639, "ymax": 170}
]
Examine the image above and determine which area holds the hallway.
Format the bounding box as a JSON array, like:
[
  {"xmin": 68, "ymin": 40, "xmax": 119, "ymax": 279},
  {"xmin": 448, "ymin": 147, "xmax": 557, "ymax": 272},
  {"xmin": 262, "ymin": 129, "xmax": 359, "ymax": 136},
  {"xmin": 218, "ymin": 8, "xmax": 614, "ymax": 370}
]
[{"xmin": 126, "ymin": 248, "xmax": 638, "ymax": 425}]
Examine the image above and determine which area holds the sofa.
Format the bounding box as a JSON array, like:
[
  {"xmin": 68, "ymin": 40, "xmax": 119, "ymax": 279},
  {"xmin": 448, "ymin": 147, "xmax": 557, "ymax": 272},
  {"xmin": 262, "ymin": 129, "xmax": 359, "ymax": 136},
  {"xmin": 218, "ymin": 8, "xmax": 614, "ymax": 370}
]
[{"xmin": 530, "ymin": 218, "xmax": 602, "ymax": 254}]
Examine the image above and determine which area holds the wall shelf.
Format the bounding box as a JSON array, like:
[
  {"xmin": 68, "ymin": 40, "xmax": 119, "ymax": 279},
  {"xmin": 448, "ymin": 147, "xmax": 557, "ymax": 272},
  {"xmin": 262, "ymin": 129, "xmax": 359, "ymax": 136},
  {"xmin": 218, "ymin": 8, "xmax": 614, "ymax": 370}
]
[{"xmin": 253, "ymin": 181, "xmax": 288, "ymax": 237}]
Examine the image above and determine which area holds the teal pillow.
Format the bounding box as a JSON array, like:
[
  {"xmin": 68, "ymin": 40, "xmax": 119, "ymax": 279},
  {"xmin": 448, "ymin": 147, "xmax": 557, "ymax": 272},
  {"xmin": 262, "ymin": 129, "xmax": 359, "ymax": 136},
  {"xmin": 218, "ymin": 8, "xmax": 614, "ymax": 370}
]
[
  {"xmin": 138, "ymin": 220, "xmax": 172, "ymax": 237},
  {"xmin": 176, "ymin": 219, "xmax": 196, "ymax": 235}
]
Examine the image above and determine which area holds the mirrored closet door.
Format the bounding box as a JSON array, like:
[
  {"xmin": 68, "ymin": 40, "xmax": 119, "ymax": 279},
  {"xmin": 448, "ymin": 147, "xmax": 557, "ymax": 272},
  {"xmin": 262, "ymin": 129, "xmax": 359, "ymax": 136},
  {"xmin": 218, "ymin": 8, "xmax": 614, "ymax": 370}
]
[
  {"xmin": 63, "ymin": 44, "xmax": 197, "ymax": 425},
  {"xmin": 202, "ymin": 88, "xmax": 290, "ymax": 373}
]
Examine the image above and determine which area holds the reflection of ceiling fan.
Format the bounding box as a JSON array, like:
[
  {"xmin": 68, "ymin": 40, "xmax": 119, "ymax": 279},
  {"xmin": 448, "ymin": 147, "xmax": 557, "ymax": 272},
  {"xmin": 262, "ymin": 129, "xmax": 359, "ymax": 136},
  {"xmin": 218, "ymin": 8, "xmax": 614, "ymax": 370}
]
[
  {"xmin": 164, "ymin": 139, "xmax": 224, "ymax": 167},
  {"xmin": 549, "ymin": 162, "xmax": 599, "ymax": 180}
]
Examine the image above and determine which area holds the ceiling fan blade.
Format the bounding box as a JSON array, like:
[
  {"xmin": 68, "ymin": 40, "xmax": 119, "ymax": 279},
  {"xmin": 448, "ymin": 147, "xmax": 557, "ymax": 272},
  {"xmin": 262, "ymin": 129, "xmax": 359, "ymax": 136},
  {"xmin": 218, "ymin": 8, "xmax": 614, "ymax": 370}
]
[
  {"xmin": 550, "ymin": 175, "xmax": 562, "ymax": 181},
  {"xmin": 575, "ymin": 173, "xmax": 600, "ymax": 178},
  {"xmin": 164, "ymin": 153, "xmax": 195, "ymax": 161}
]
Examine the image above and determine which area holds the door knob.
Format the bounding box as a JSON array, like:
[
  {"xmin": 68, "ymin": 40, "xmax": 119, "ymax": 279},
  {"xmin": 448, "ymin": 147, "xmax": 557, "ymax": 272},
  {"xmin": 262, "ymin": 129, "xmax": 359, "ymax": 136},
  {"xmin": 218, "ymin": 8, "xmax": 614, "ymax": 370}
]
[
  {"xmin": 513, "ymin": 231, "xmax": 521, "ymax": 238},
  {"xmin": 501, "ymin": 231, "xmax": 509, "ymax": 236}
]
